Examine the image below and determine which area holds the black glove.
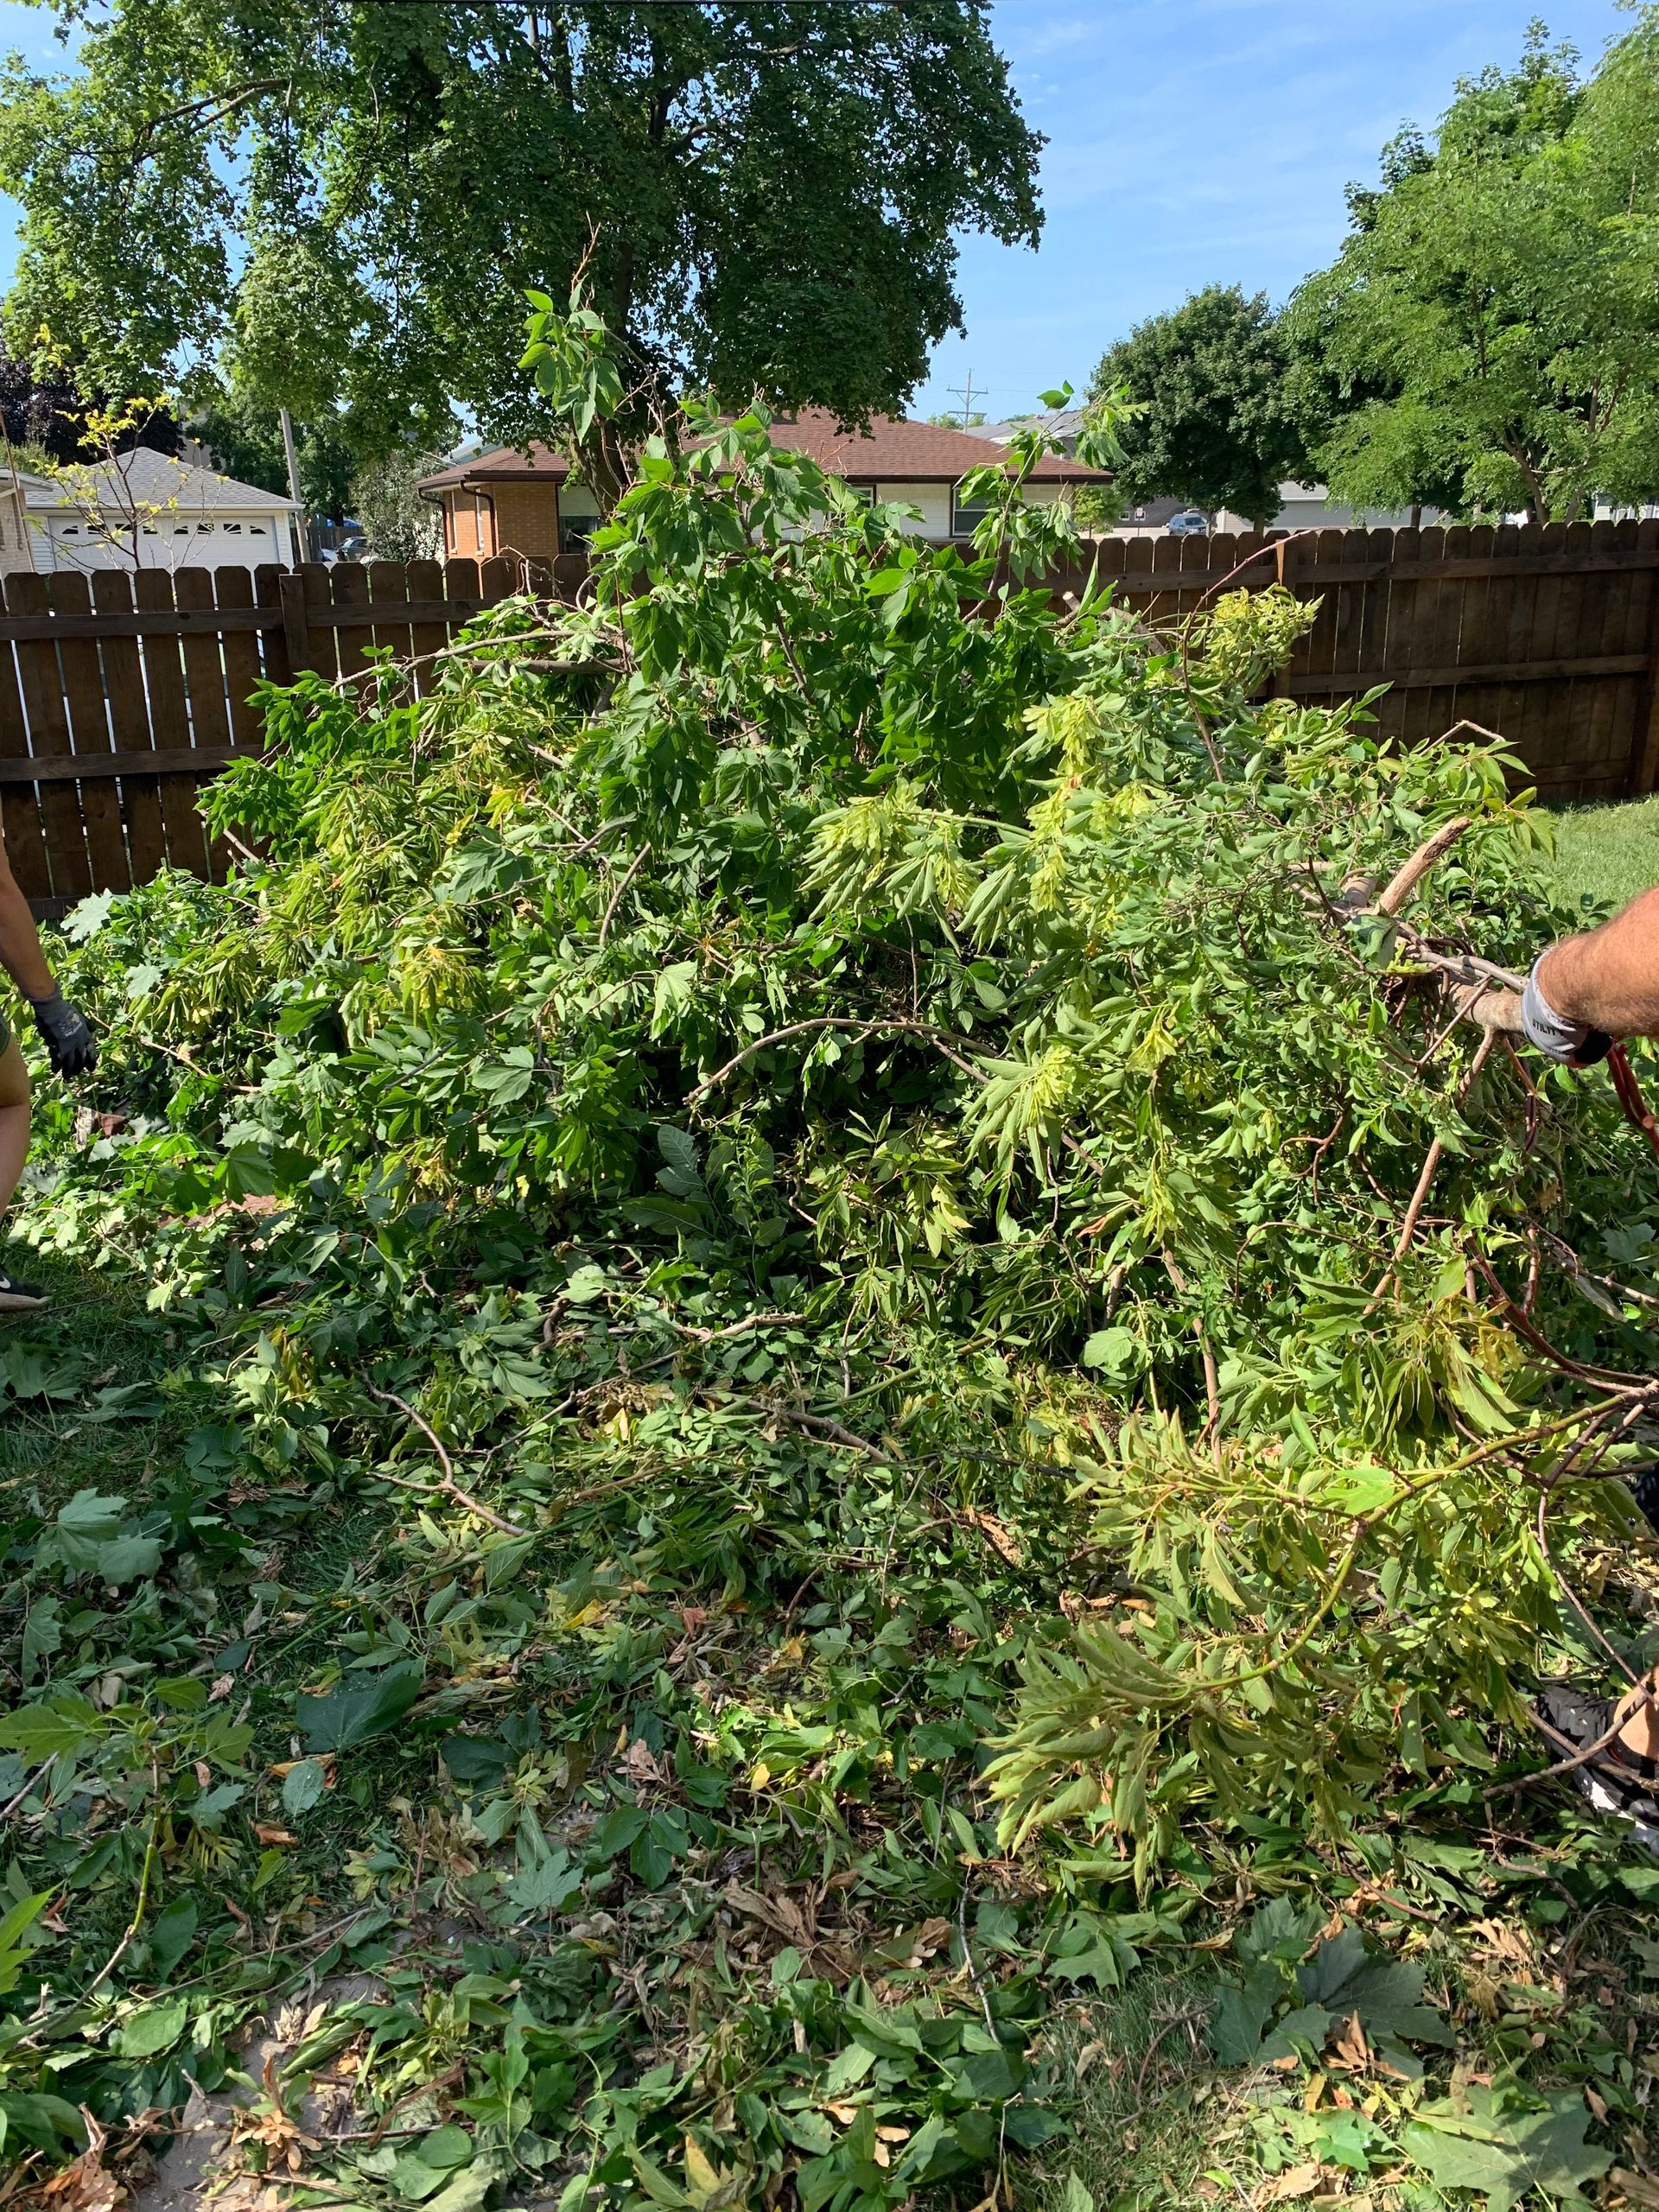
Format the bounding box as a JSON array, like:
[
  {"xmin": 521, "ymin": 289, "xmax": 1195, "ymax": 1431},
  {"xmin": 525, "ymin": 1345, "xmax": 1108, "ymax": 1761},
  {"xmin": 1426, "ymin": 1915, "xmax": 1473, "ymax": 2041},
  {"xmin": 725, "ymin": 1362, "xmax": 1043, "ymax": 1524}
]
[{"xmin": 27, "ymin": 991, "xmax": 97, "ymax": 1077}]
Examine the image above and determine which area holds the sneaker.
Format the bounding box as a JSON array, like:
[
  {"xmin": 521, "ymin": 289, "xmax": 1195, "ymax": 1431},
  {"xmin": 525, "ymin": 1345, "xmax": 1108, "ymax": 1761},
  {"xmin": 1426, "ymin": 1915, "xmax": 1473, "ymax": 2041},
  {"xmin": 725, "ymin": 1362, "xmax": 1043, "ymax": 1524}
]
[
  {"xmin": 1534, "ymin": 1684, "xmax": 1659, "ymax": 1850},
  {"xmin": 0, "ymin": 1260, "xmax": 48, "ymax": 1312}
]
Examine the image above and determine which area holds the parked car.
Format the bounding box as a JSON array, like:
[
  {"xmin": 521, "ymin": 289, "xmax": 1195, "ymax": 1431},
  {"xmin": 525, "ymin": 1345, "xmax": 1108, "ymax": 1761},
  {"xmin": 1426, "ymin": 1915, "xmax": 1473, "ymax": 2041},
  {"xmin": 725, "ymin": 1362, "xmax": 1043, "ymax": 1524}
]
[
  {"xmin": 319, "ymin": 535, "xmax": 369, "ymax": 565},
  {"xmin": 1167, "ymin": 510, "xmax": 1209, "ymax": 537}
]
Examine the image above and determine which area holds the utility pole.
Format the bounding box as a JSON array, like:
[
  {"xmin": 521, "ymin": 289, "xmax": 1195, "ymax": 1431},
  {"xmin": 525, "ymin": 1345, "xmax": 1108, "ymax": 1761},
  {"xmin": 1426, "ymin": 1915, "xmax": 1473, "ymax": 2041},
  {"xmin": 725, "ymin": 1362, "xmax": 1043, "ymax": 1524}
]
[
  {"xmin": 278, "ymin": 405, "xmax": 311, "ymax": 563},
  {"xmin": 947, "ymin": 371, "xmax": 978, "ymax": 430}
]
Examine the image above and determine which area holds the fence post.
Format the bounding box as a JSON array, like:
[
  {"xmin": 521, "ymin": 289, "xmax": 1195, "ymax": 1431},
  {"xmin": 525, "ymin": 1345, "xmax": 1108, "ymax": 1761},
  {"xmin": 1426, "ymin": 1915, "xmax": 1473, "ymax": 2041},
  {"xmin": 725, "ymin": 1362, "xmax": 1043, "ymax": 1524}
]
[{"xmin": 279, "ymin": 569, "xmax": 314, "ymax": 676}]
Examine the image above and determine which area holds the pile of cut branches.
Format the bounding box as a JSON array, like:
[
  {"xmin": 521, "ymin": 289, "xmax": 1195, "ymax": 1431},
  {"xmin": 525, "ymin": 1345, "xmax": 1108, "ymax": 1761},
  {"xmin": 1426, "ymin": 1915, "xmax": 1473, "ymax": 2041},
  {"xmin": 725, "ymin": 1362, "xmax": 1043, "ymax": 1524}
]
[{"xmin": 3, "ymin": 383, "xmax": 1659, "ymax": 2208}]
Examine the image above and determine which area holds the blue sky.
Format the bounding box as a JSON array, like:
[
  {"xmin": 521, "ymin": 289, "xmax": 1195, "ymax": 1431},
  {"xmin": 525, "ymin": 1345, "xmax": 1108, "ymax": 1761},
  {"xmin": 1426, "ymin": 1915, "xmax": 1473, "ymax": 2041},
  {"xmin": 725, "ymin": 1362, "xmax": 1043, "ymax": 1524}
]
[
  {"xmin": 912, "ymin": 0, "xmax": 1634, "ymax": 419},
  {"xmin": 0, "ymin": 0, "xmax": 1637, "ymax": 424}
]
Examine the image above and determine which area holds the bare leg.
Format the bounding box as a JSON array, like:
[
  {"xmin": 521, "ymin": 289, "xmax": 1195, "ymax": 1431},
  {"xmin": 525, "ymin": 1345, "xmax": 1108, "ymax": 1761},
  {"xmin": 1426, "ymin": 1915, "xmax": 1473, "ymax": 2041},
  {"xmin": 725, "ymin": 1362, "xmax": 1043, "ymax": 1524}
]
[{"xmin": 0, "ymin": 1032, "xmax": 28, "ymax": 1217}]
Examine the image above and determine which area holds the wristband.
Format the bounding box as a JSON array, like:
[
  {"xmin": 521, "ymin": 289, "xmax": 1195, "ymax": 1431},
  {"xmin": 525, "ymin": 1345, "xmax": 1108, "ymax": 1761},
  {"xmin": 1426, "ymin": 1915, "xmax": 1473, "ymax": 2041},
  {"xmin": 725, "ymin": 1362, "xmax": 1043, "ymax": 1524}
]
[{"xmin": 1520, "ymin": 957, "xmax": 1611, "ymax": 1065}]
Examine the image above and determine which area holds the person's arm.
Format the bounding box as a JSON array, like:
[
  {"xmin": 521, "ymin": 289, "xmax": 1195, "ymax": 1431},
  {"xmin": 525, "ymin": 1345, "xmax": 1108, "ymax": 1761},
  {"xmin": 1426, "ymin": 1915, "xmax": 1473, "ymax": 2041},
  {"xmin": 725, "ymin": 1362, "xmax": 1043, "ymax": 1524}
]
[
  {"xmin": 0, "ymin": 840, "xmax": 97, "ymax": 1075},
  {"xmin": 0, "ymin": 843, "xmax": 58, "ymax": 1001},
  {"xmin": 1534, "ymin": 886, "xmax": 1659, "ymax": 1038}
]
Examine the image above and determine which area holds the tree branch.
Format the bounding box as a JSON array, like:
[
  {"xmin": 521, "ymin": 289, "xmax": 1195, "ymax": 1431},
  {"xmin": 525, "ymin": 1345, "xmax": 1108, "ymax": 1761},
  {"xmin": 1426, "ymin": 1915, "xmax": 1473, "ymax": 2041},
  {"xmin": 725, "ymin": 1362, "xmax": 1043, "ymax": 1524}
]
[{"xmin": 685, "ymin": 1016, "xmax": 990, "ymax": 1108}]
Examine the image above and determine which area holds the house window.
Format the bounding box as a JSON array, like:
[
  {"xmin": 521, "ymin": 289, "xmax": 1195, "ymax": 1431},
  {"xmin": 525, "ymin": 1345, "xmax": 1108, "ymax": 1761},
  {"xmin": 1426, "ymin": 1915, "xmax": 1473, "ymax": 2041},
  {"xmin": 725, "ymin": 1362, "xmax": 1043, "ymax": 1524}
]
[
  {"xmin": 196, "ymin": 522, "xmax": 213, "ymax": 532},
  {"xmin": 557, "ymin": 480, "xmax": 599, "ymax": 556},
  {"xmin": 848, "ymin": 485, "xmax": 876, "ymax": 508},
  {"xmin": 224, "ymin": 522, "xmax": 243, "ymax": 534},
  {"xmin": 61, "ymin": 524, "xmax": 79, "ymax": 535},
  {"xmin": 951, "ymin": 481, "xmax": 994, "ymax": 536}
]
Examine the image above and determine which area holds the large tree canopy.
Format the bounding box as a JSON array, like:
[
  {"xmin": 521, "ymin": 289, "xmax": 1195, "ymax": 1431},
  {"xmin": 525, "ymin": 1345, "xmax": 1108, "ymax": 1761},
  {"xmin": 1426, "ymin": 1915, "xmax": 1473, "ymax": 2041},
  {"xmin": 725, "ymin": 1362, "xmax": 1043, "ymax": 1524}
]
[
  {"xmin": 1084, "ymin": 286, "xmax": 1306, "ymax": 528},
  {"xmin": 0, "ymin": 3, "xmax": 1042, "ymax": 499},
  {"xmin": 1286, "ymin": 16, "xmax": 1659, "ymax": 524}
]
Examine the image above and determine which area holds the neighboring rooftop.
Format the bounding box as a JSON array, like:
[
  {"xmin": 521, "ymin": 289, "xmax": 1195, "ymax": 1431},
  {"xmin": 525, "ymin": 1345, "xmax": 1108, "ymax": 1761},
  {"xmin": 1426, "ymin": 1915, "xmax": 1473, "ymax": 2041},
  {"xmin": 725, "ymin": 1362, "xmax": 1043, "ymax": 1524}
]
[
  {"xmin": 22, "ymin": 448, "xmax": 301, "ymax": 512},
  {"xmin": 418, "ymin": 408, "xmax": 1108, "ymax": 493},
  {"xmin": 963, "ymin": 407, "xmax": 1089, "ymax": 449}
]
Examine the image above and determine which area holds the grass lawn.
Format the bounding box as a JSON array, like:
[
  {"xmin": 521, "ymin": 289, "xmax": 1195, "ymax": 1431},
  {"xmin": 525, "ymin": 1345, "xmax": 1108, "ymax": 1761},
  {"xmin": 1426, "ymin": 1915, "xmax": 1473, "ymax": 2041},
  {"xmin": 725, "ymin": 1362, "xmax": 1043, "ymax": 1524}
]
[
  {"xmin": 1545, "ymin": 792, "xmax": 1659, "ymax": 913},
  {"xmin": 10, "ymin": 1262, "xmax": 1659, "ymax": 2212}
]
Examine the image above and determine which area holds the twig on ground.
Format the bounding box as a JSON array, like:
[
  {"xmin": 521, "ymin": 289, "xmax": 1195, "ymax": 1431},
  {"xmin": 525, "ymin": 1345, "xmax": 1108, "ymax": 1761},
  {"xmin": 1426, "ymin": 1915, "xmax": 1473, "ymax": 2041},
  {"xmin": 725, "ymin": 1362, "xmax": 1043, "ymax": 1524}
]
[
  {"xmin": 84, "ymin": 1796, "xmax": 161, "ymax": 1999},
  {"xmin": 957, "ymin": 1870, "xmax": 999, "ymax": 2040},
  {"xmin": 1132, "ymin": 2005, "xmax": 1207, "ymax": 2105},
  {"xmin": 686, "ymin": 1016, "xmax": 989, "ymax": 1108},
  {"xmin": 0, "ymin": 1758, "xmax": 51, "ymax": 1824},
  {"xmin": 1486, "ymin": 1700, "xmax": 1652, "ymax": 1798},
  {"xmin": 365, "ymin": 1387, "xmax": 521, "ymax": 1534},
  {"xmin": 754, "ymin": 1402, "xmax": 889, "ymax": 1458}
]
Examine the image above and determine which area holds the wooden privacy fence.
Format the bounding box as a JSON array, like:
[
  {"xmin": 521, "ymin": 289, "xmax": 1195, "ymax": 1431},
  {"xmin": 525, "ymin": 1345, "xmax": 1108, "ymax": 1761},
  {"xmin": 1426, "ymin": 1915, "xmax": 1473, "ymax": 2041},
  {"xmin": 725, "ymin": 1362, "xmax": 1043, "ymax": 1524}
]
[
  {"xmin": 0, "ymin": 524, "xmax": 1656, "ymax": 912},
  {"xmin": 0, "ymin": 555, "xmax": 585, "ymax": 916},
  {"xmin": 1061, "ymin": 517, "xmax": 1659, "ymax": 806}
]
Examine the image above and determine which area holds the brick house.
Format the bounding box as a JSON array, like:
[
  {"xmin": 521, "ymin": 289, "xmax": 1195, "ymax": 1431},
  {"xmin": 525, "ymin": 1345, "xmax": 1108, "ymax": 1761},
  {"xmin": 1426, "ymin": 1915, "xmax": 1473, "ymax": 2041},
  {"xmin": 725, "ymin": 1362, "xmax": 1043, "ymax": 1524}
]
[{"xmin": 416, "ymin": 410, "xmax": 1108, "ymax": 562}]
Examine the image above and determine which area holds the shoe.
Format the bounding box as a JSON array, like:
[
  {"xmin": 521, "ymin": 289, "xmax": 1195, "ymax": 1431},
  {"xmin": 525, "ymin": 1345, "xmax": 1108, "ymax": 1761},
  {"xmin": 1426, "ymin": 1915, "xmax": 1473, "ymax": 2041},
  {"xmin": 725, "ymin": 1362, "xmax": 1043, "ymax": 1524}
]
[
  {"xmin": 1534, "ymin": 1684, "xmax": 1659, "ymax": 1850},
  {"xmin": 0, "ymin": 1260, "xmax": 48, "ymax": 1312}
]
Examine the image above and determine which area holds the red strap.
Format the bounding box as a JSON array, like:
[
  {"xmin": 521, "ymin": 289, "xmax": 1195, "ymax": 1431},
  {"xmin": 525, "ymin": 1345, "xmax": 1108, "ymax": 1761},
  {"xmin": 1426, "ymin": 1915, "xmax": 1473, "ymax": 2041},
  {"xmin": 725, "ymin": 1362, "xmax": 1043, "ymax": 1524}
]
[{"xmin": 1607, "ymin": 1042, "xmax": 1659, "ymax": 1163}]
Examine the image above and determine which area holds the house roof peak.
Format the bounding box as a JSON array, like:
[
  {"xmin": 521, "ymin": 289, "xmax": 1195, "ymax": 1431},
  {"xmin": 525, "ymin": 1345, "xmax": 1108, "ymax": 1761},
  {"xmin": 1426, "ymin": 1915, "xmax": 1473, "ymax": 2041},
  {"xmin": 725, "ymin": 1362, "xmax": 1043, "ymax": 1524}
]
[{"xmin": 417, "ymin": 407, "xmax": 1108, "ymax": 493}]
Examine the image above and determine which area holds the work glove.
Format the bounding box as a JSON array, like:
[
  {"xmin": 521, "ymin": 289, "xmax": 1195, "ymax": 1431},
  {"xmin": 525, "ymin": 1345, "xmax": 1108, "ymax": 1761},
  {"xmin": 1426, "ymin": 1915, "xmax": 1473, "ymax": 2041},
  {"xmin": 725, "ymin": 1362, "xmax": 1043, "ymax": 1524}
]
[
  {"xmin": 1520, "ymin": 957, "xmax": 1612, "ymax": 1067},
  {"xmin": 27, "ymin": 990, "xmax": 97, "ymax": 1078}
]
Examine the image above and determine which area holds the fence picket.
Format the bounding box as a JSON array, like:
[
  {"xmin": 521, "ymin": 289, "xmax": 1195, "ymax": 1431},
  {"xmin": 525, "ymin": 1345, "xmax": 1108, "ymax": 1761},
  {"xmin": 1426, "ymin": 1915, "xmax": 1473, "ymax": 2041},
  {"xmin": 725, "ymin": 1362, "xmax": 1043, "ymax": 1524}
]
[
  {"xmin": 92, "ymin": 571, "xmax": 167, "ymax": 884},
  {"xmin": 0, "ymin": 607, "xmax": 48, "ymax": 902},
  {"xmin": 134, "ymin": 569, "xmax": 209, "ymax": 877},
  {"xmin": 6, "ymin": 573, "xmax": 92, "ymax": 901},
  {"xmin": 50, "ymin": 571, "xmax": 130, "ymax": 894}
]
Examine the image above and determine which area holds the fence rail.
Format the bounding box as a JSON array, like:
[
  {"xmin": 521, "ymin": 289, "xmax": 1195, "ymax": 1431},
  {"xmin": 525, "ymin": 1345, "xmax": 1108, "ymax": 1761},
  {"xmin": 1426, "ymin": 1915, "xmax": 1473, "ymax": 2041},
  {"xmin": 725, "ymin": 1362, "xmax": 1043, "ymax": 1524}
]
[
  {"xmin": 0, "ymin": 525, "xmax": 1656, "ymax": 914},
  {"xmin": 1062, "ymin": 516, "xmax": 1659, "ymax": 806}
]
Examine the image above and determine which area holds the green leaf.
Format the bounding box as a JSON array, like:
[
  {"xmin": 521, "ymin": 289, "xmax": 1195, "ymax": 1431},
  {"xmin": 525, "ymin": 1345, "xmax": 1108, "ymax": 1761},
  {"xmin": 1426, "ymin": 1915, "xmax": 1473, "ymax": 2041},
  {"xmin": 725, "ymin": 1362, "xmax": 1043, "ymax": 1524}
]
[
  {"xmin": 185, "ymin": 1782, "xmax": 245, "ymax": 1831},
  {"xmin": 0, "ymin": 1892, "xmax": 53, "ymax": 1998},
  {"xmin": 54, "ymin": 1489, "xmax": 126, "ymax": 1571},
  {"xmin": 650, "ymin": 962, "xmax": 698, "ymax": 1037},
  {"xmin": 148, "ymin": 1897, "xmax": 199, "ymax": 1979},
  {"xmin": 21, "ymin": 1599, "xmax": 61, "ymax": 1685},
  {"xmin": 1257, "ymin": 2002, "xmax": 1332, "ymax": 2063},
  {"xmin": 297, "ymin": 1661, "xmax": 424, "ymax": 1752},
  {"xmin": 589, "ymin": 1805, "xmax": 648, "ymax": 1859},
  {"xmin": 503, "ymin": 1844, "xmax": 583, "ymax": 1918},
  {"xmin": 388, "ymin": 2158, "xmax": 448, "ymax": 2204},
  {"xmin": 417, "ymin": 2126, "xmax": 474, "ymax": 2171},
  {"xmin": 0, "ymin": 1700, "xmax": 96, "ymax": 1759},
  {"xmin": 1082, "ymin": 1325, "xmax": 1136, "ymax": 1374},
  {"xmin": 1402, "ymin": 2087, "xmax": 1611, "ymax": 2211},
  {"xmin": 1209, "ymin": 1958, "xmax": 1283, "ymax": 2063},
  {"xmin": 118, "ymin": 1996, "xmax": 188, "ymax": 2057},
  {"xmin": 93, "ymin": 1535, "xmax": 163, "ymax": 1585},
  {"xmin": 282, "ymin": 1758, "xmax": 328, "ymax": 1818}
]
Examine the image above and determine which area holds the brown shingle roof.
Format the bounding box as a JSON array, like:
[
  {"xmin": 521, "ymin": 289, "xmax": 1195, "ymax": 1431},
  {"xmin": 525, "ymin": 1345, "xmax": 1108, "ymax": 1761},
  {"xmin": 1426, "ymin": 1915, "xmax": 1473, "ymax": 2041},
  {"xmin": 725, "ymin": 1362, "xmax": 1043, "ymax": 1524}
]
[
  {"xmin": 417, "ymin": 410, "xmax": 1106, "ymax": 493},
  {"xmin": 419, "ymin": 444, "xmax": 568, "ymax": 490},
  {"xmin": 766, "ymin": 409, "xmax": 1104, "ymax": 482}
]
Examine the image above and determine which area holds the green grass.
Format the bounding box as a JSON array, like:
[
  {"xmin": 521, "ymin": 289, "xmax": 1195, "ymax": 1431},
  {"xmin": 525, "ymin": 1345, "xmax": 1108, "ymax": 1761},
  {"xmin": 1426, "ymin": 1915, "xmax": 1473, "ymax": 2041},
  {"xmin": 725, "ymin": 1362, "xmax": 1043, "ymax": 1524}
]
[
  {"xmin": 0, "ymin": 1248, "xmax": 186, "ymax": 1503},
  {"xmin": 1545, "ymin": 793, "xmax": 1659, "ymax": 915}
]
